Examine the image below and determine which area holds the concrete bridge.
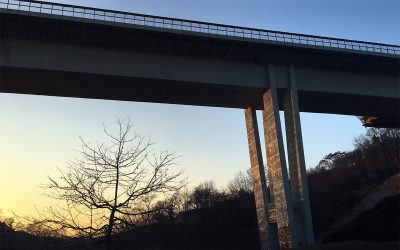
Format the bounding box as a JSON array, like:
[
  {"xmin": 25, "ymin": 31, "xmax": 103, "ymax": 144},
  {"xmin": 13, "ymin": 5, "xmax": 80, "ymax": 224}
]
[{"xmin": 0, "ymin": 0, "xmax": 399, "ymax": 249}]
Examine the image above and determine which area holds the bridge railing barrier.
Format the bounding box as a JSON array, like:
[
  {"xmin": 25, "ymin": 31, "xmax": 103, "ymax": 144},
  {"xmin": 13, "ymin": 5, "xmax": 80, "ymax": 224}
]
[{"xmin": 1, "ymin": 0, "xmax": 399, "ymax": 56}]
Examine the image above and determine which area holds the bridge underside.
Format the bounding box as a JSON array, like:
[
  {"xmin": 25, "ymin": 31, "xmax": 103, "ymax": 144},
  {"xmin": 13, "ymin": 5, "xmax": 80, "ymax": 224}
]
[
  {"xmin": 1, "ymin": 10, "xmax": 399, "ymax": 126},
  {"xmin": 1, "ymin": 66, "xmax": 399, "ymax": 125}
]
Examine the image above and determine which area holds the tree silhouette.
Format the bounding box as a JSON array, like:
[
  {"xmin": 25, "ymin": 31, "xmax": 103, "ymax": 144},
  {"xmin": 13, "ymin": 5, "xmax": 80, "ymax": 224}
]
[
  {"xmin": 41, "ymin": 118, "xmax": 185, "ymax": 249},
  {"xmin": 227, "ymin": 170, "xmax": 253, "ymax": 196}
]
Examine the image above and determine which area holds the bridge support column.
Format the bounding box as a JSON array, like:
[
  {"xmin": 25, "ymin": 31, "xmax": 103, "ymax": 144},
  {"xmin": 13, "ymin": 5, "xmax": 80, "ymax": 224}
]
[
  {"xmin": 244, "ymin": 107, "xmax": 271, "ymax": 250},
  {"xmin": 246, "ymin": 65, "xmax": 315, "ymax": 249},
  {"xmin": 283, "ymin": 66, "xmax": 314, "ymax": 245},
  {"xmin": 262, "ymin": 64, "xmax": 297, "ymax": 249}
]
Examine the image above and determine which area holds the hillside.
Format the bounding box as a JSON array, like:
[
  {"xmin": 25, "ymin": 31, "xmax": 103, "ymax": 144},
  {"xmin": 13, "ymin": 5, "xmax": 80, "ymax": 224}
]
[{"xmin": 319, "ymin": 174, "xmax": 400, "ymax": 242}]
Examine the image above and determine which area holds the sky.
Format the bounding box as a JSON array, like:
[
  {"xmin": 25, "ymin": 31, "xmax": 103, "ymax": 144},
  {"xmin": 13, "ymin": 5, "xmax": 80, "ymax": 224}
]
[{"xmin": 0, "ymin": 0, "xmax": 399, "ymax": 217}]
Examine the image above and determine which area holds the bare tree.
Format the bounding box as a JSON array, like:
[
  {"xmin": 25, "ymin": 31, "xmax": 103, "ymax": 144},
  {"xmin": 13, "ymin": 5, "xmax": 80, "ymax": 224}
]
[
  {"xmin": 227, "ymin": 170, "xmax": 253, "ymax": 196},
  {"xmin": 41, "ymin": 117, "xmax": 185, "ymax": 249},
  {"xmin": 190, "ymin": 181, "xmax": 226, "ymax": 209}
]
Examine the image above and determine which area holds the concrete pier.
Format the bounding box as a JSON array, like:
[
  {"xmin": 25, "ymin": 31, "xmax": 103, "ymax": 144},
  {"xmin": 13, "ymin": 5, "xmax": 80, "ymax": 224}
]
[
  {"xmin": 245, "ymin": 107, "xmax": 271, "ymax": 250},
  {"xmin": 262, "ymin": 64, "xmax": 297, "ymax": 249},
  {"xmin": 283, "ymin": 66, "xmax": 314, "ymax": 245},
  {"xmin": 246, "ymin": 65, "xmax": 316, "ymax": 249}
]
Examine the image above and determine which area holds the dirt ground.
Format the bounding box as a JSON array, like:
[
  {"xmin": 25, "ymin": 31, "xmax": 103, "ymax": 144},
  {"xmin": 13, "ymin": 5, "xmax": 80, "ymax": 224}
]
[{"xmin": 294, "ymin": 240, "xmax": 400, "ymax": 250}]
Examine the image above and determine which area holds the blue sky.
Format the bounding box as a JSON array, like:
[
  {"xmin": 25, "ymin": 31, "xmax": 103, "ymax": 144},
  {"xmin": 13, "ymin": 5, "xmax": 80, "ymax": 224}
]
[{"xmin": 0, "ymin": 0, "xmax": 399, "ymax": 216}]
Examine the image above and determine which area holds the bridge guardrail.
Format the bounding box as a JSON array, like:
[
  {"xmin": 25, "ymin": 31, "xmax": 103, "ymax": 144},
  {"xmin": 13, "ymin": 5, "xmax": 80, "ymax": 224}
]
[{"xmin": 1, "ymin": 0, "xmax": 399, "ymax": 56}]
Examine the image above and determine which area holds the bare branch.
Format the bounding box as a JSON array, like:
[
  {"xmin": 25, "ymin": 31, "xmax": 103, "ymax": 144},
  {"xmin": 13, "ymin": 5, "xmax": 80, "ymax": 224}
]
[{"xmin": 38, "ymin": 117, "xmax": 185, "ymax": 249}]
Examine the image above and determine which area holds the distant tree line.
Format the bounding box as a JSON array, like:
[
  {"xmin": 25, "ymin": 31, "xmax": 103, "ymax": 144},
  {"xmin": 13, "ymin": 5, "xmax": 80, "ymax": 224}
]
[
  {"xmin": 307, "ymin": 128, "xmax": 399, "ymax": 234},
  {"xmin": 1, "ymin": 127, "xmax": 398, "ymax": 250},
  {"xmin": 1, "ymin": 170, "xmax": 259, "ymax": 250},
  {"xmin": 117, "ymin": 176, "xmax": 259, "ymax": 250}
]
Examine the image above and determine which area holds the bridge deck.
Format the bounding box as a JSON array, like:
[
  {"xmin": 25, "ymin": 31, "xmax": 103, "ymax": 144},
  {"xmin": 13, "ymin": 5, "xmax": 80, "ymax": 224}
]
[
  {"xmin": 1, "ymin": 0, "xmax": 399, "ymax": 56},
  {"xmin": 0, "ymin": 0, "xmax": 399, "ymax": 126}
]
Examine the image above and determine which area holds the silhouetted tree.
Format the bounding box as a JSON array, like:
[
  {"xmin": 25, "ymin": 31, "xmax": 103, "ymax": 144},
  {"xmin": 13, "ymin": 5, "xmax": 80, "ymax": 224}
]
[
  {"xmin": 39, "ymin": 118, "xmax": 185, "ymax": 250},
  {"xmin": 190, "ymin": 181, "xmax": 225, "ymax": 209},
  {"xmin": 308, "ymin": 127, "xmax": 400, "ymax": 235},
  {"xmin": 227, "ymin": 170, "xmax": 253, "ymax": 197},
  {"xmin": 353, "ymin": 128, "xmax": 400, "ymax": 181}
]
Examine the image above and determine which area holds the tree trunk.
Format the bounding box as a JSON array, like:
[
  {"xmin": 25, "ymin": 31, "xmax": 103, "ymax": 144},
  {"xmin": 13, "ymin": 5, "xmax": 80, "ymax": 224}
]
[{"xmin": 106, "ymin": 209, "xmax": 116, "ymax": 250}]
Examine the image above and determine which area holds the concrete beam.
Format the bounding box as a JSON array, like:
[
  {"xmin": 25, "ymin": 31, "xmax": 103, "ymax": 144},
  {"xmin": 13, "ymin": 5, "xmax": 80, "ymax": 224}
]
[
  {"xmin": 0, "ymin": 39, "xmax": 267, "ymax": 89},
  {"xmin": 1, "ymin": 38, "xmax": 398, "ymax": 120},
  {"xmin": 1, "ymin": 39, "xmax": 398, "ymax": 99},
  {"xmin": 295, "ymin": 66, "xmax": 399, "ymax": 99}
]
